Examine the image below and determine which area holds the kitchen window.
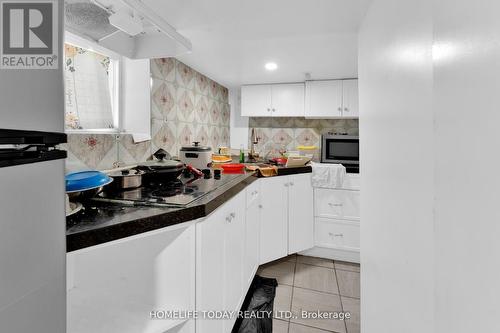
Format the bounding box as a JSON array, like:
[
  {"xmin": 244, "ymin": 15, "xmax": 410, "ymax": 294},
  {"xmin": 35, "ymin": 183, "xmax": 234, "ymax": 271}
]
[{"xmin": 64, "ymin": 33, "xmax": 120, "ymax": 133}]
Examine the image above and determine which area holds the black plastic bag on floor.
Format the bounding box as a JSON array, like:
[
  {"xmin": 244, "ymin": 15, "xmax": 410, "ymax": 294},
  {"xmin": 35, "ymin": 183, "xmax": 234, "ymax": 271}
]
[{"xmin": 233, "ymin": 275, "xmax": 278, "ymax": 333}]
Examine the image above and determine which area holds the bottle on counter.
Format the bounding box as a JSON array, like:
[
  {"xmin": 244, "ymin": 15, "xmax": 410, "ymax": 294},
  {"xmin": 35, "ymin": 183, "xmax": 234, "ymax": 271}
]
[{"xmin": 239, "ymin": 145, "xmax": 245, "ymax": 163}]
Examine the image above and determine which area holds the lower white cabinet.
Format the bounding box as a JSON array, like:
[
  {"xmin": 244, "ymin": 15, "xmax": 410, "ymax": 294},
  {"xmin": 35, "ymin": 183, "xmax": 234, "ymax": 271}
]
[
  {"xmin": 196, "ymin": 191, "xmax": 246, "ymax": 333},
  {"xmin": 303, "ymin": 174, "xmax": 361, "ymax": 263},
  {"xmin": 259, "ymin": 176, "xmax": 289, "ymax": 264},
  {"xmin": 67, "ymin": 222, "xmax": 196, "ymax": 333},
  {"xmin": 288, "ymin": 173, "xmax": 314, "ymax": 254},
  {"xmin": 244, "ymin": 181, "xmax": 261, "ymax": 287},
  {"xmin": 260, "ymin": 174, "xmax": 314, "ymax": 264}
]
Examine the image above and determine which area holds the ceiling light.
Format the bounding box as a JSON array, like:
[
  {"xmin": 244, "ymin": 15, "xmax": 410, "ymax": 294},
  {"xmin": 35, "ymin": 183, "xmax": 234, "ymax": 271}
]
[{"xmin": 265, "ymin": 62, "xmax": 278, "ymax": 71}]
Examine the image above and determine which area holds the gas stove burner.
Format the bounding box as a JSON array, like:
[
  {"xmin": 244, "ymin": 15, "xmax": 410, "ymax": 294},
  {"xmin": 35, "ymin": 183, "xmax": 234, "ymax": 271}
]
[
  {"xmin": 147, "ymin": 179, "xmax": 183, "ymax": 189},
  {"xmin": 151, "ymin": 188, "xmax": 179, "ymax": 198}
]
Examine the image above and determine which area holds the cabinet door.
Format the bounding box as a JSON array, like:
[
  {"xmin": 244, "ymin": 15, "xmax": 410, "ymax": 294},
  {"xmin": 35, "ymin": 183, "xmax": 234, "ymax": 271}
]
[
  {"xmin": 196, "ymin": 208, "xmax": 226, "ymax": 333},
  {"xmin": 342, "ymin": 79, "xmax": 359, "ymax": 117},
  {"xmin": 288, "ymin": 174, "xmax": 314, "ymax": 254},
  {"xmin": 271, "ymin": 83, "xmax": 305, "ymax": 117},
  {"xmin": 305, "ymin": 80, "xmax": 343, "ymax": 118},
  {"xmin": 241, "ymin": 85, "xmax": 272, "ymax": 116},
  {"xmin": 223, "ymin": 191, "xmax": 246, "ymax": 320},
  {"xmin": 260, "ymin": 176, "xmax": 289, "ymax": 264},
  {"xmin": 245, "ymin": 181, "xmax": 261, "ymax": 287}
]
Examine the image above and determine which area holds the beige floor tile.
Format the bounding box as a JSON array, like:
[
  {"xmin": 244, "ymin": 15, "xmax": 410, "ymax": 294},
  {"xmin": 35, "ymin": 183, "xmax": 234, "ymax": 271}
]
[
  {"xmin": 289, "ymin": 322, "xmax": 332, "ymax": 333},
  {"xmin": 336, "ymin": 270, "xmax": 360, "ymax": 299},
  {"xmin": 341, "ymin": 296, "xmax": 360, "ymax": 333},
  {"xmin": 297, "ymin": 255, "xmax": 334, "ymax": 268},
  {"xmin": 258, "ymin": 261, "xmax": 295, "ymax": 286},
  {"xmin": 294, "ymin": 264, "xmax": 339, "ymax": 294},
  {"xmin": 334, "ymin": 261, "xmax": 360, "ymax": 273},
  {"xmin": 274, "ymin": 285, "xmax": 293, "ymax": 319},
  {"xmin": 291, "ymin": 287, "xmax": 346, "ymax": 333},
  {"xmin": 273, "ymin": 319, "xmax": 289, "ymax": 333}
]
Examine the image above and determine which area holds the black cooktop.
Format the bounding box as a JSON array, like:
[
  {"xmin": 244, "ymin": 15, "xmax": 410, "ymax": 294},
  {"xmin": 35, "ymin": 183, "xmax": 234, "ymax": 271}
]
[{"xmin": 96, "ymin": 171, "xmax": 245, "ymax": 207}]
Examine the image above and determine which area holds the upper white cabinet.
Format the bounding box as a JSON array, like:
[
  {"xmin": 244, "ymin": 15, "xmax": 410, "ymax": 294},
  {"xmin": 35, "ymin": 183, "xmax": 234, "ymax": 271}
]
[
  {"xmin": 272, "ymin": 83, "xmax": 305, "ymax": 117},
  {"xmin": 241, "ymin": 83, "xmax": 304, "ymax": 117},
  {"xmin": 342, "ymin": 79, "xmax": 359, "ymax": 118},
  {"xmin": 305, "ymin": 79, "xmax": 359, "ymax": 118},
  {"xmin": 305, "ymin": 80, "xmax": 343, "ymax": 118}
]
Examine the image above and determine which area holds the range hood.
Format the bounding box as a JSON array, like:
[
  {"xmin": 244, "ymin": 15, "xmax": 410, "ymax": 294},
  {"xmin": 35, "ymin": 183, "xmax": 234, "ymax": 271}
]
[{"xmin": 65, "ymin": 0, "xmax": 192, "ymax": 59}]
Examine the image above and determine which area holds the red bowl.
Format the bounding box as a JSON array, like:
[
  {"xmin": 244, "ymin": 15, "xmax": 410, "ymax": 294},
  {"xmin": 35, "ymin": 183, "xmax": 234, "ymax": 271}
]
[{"xmin": 220, "ymin": 163, "xmax": 245, "ymax": 173}]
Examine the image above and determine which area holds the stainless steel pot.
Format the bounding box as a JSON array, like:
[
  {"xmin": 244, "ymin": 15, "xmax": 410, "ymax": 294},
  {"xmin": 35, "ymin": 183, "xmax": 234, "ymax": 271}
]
[{"xmin": 108, "ymin": 169, "xmax": 144, "ymax": 190}]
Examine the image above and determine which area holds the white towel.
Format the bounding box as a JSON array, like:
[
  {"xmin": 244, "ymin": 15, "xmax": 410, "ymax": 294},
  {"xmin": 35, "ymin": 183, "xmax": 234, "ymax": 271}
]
[{"xmin": 311, "ymin": 162, "xmax": 346, "ymax": 188}]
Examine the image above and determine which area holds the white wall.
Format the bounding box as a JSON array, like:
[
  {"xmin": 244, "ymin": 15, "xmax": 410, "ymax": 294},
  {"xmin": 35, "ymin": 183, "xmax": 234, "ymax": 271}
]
[
  {"xmin": 229, "ymin": 88, "xmax": 249, "ymax": 149},
  {"xmin": 360, "ymin": 0, "xmax": 500, "ymax": 332},
  {"xmin": 358, "ymin": 1, "xmax": 434, "ymax": 332},
  {"xmin": 433, "ymin": 0, "xmax": 500, "ymax": 331}
]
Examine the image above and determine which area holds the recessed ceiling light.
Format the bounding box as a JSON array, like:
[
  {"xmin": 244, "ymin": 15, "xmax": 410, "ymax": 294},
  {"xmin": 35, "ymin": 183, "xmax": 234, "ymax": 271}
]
[{"xmin": 265, "ymin": 62, "xmax": 278, "ymax": 71}]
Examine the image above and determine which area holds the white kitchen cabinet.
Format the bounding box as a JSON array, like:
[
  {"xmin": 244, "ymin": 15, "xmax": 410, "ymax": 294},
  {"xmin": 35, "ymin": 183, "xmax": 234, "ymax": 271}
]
[
  {"xmin": 302, "ymin": 174, "xmax": 361, "ymax": 263},
  {"xmin": 305, "ymin": 80, "xmax": 343, "ymax": 118},
  {"xmin": 259, "ymin": 176, "xmax": 289, "ymax": 264},
  {"xmin": 305, "ymin": 79, "xmax": 359, "ymax": 118},
  {"xmin": 342, "ymin": 79, "xmax": 359, "ymax": 117},
  {"xmin": 241, "ymin": 85, "xmax": 273, "ymax": 117},
  {"xmin": 223, "ymin": 192, "xmax": 246, "ymax": 320},
  {"xmin": 271, "ymin": 83, "xmax": 305, "ymax": 117},
  {"xmin": 196, "ymin": 191, "xmax": 246, "ymax": 333},
  {"xmin": 67, "ymin": 222, "xmax": 196, "ymax": 333},
  {"xmin": 314, "ymin": 188, "xmax": 360, "ymax": 221},
  {"xmin": 260, "ymin": 174, "xmax": 314, "ymax": 264},
  {"xmin": 196, "ymin": 206, "xmax": 226, "ymax": 333},
  {"xmin": 241, "ymin": 83, "xmax": 305, "ymax": 117},
  {"xmin": 288, "ymin": 173, "xmax": 314, "ymax": 254},
  {"xmin": 244, "ymin": 181, "xmax": 261, "ymax": 287}
]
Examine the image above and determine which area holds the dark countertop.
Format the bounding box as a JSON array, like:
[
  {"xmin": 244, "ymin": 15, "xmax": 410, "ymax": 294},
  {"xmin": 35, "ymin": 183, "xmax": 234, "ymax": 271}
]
[{"xmin": 66, "ymin": 164, "xmax": 312, "ymax": 252}]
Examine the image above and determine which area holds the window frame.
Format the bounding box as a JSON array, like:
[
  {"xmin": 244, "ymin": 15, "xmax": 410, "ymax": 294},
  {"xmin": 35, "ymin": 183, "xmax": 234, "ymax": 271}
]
[{"xmin": 64, "ymin": 31, "xmax": 122, "ymax": 134}]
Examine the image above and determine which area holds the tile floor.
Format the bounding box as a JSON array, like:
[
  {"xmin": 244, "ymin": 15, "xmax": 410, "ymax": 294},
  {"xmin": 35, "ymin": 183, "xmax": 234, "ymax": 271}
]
[{"xmin": 257, "ymin": 255, "xmax": 360, "ymax": 333}]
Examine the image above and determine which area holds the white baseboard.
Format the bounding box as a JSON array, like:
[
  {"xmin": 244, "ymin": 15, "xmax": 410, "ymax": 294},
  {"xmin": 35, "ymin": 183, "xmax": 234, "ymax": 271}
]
[{"xmin": 299, "ymin": 246, "xmax": 360, "ymax": 263}]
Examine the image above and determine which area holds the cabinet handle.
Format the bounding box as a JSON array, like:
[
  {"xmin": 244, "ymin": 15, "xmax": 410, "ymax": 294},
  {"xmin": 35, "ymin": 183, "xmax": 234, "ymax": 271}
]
[
  {"xmin": 272, "ymin": 108, "xmax": 276, "ymax": 112},
  {"xmin": 328, "ymin": 202, "xmax": 343, "ymax": 207},
  {"xmin": 289, "ymin": 182, "xmax": 294, "ymax": 186},
  {"xmin": 226, "ymin": 216, "xmax": 232, "ymax": 223},
  {"xmin": 230, "ymin": 212, "xmax": 236, "ymax": 218},
  {"xmin": 267, "ymin": 108, "xmax": 271, "ymax": 112},
  {"xmin": 284, "ymin": 183, "xmax": 289, "ymax": 187},
  {"xmin": 344, "ymin": 107, "xmax": 349, "ymax": 112},
  {"xmin": 258, "ymin": 204, "xmax": 263, "ymax": 209},
  {"xmin": 337, "ymin": 107, "xmax": 342, "ymax": 111},
  {"xmin": 329, "ymin": 232, "xmax": 344, "ymax": 237}
]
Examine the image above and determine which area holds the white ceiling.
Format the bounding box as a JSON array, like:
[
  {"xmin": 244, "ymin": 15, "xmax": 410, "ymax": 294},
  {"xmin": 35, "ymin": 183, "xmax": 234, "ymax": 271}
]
[{"xmin": 143, "ymin": 0, "xmax": 372, "ymax": 88}]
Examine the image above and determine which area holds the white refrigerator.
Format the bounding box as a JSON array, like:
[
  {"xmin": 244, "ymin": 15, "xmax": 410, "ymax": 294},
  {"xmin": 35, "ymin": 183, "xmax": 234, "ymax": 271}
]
[{"xmin": 0, "ymin": 1, "xmax": 66, "ymax": 332}]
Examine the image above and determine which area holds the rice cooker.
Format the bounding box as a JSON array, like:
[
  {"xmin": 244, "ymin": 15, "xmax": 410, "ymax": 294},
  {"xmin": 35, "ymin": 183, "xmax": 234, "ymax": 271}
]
[{"xmin": 179, "ymin": 142, "xmax": 212, "ymax": 169}]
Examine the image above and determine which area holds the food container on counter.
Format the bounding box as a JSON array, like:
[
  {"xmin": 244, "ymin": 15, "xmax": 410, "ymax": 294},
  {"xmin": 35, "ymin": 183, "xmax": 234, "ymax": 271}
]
[{"xmin": 179, "ymin": 142, "xmax": 212, "ymax": 170}]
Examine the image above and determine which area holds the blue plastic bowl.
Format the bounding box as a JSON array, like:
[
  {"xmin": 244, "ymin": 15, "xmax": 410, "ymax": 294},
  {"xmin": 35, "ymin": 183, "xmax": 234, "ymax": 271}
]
[{"xmin": 65, "ymin": 170, "xmax": 113, "ymax": 193}]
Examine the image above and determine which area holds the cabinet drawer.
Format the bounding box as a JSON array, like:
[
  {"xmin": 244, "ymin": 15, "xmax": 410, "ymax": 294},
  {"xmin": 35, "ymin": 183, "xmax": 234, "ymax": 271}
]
[
  {"xmin": 314, "ymin": 188, "xmax": 360, "ymax": 220},
  {"xmin": 315, "ymin": 218, "xmax": 359, "ymax": 251},
  {"xmin": 343, "ymin": 174, "xmax": 360, "ymax": 190},
  {"xmin": 246, "ymin": 180, "xmax": 261, "ymax": 208}
]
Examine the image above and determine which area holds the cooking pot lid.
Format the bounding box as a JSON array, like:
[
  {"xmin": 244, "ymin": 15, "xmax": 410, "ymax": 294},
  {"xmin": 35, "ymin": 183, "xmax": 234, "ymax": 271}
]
[
  {"xmin": 109, "ymin": 169, "xmax": 144, "ymax": 177},
  {"xmin": 138, "ymin": 159, "xmax": 184, "ymax": 170},
  {"xmin": 180, "ymin": 141, "xmax": 212, "ymax": 152}
]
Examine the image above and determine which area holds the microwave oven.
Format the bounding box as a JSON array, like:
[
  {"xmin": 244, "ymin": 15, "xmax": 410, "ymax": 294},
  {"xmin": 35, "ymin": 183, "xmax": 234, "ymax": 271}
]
[{"xmin": 321, "ymin": 134, "xmax": 359, "ymax": 173}]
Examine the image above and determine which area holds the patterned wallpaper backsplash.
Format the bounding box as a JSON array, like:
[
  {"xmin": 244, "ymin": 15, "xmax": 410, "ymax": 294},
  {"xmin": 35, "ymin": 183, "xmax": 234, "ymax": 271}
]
[
  {"xmin": 248, "ymin": 117, "xmax": 359, "ymax": 161},
  {"xmin": 64, "ymin": 58, "xmax": 230, "ymax": 172}
]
